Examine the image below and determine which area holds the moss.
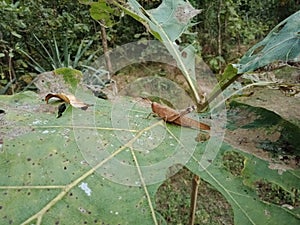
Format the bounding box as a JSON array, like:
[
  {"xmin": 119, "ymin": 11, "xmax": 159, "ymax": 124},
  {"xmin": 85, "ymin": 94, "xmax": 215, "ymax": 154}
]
[{"xmin": 54, "ymin": 68, "xmax": 83, "ymax": 93}]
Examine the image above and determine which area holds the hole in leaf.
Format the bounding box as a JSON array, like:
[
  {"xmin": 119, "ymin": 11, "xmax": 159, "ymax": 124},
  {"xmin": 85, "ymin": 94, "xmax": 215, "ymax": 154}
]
[
  {"xmin": 57, "ymin": 103, "xmax": 67, "ymax": 118},
  {"xmin": 93, "ymin": 90, "xmax": 108, "ymax": 99},
  {"xmin": 222, "ymin": 150, "xmax": 245, "ymax": 176},
  {"xmin": 79, "ymin": 207, "xmax": 86, "ymax": 213},
  {"xmin": 155, "ymin": 167, "xmax": 233, "ymax": 224},
  {"xmin": 255, "ymin": 180, "xmax": 300, "ymax": 206},
  {"xmin": 272, "ymin": 22, "xmax": 286, "ymax": 34},
  {"xmin": 251, "ymin": 45, "xmax": 265, "ymax": 56}
]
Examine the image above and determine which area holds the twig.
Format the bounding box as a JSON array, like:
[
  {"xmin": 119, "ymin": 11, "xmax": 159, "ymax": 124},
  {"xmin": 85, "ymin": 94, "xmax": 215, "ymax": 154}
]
[
  {"xmin": 98, "ymin": 19, "xmax": 113, "ymax": 78},
  {"xmin": 217, "ymin": 0, "xmax": 223, "ymax": 72},
  {"xmin": 189, "ymin": 175, "xmax": 200, "ymax": 225},
  {"xmin": 5, "ymin": 49, "xmax": 16, "ymax": 94}
]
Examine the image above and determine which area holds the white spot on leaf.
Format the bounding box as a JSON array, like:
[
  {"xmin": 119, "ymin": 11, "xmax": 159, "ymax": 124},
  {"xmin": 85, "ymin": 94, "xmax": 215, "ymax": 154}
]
[
  {"xmin": 32, "ymin": 119, "xmax": 42, "ymax": 125},
  {"xmin": 79, "ymin": 182, "xmax": 92, "ymax": 196}
]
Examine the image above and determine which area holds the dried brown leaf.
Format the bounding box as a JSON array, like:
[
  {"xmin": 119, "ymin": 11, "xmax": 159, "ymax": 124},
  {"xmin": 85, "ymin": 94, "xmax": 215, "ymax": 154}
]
[
  {"xmin": 45, "ymin": 93, "xmax": 92, "ymax": 110},
  {"xmin": 45, "ymin": 93, "xmax": 70, "ymax": 104}
]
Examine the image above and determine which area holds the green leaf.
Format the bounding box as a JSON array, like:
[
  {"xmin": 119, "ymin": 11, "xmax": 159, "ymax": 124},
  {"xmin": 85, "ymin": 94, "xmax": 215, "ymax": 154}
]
[
  {"xmin": 120, "ymin": 0, "xmax": 205, "ymax": 104},
  {"xmin": 126, "ymin": 0, "xmax": 202, "ymax": 42},
  {"xmin": 202, "ymin": 64, "xmax": 239, "ymax": 110},
  {"xmin": 89, "ymin": 1, "xmax": 115, "ymax": 26},
  {"xmin": 11, "ymin": 30, "xmax": 22, "ymax": 38},
  {"xmin": 208, "ymin": 65, "xmax": 238, "ymax": 96},
  {"xmin": 146, "ymin": 0, "xmax": 202, "ymax": 41},
  {"xmin": 237, "ymin": 10, "xmax": 300, "ymax": 73},
  {"xmin": 126, "ymin": 0, "xmax": 201, "ymax": 42},
  {"xmin": 78, "ymin": 0, "xmax": 94, "ymax": 5}
]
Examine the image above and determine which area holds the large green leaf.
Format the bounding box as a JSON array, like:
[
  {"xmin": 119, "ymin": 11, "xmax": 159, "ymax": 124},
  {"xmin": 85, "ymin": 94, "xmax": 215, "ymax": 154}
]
[
  {"xmin": 187, "ymin": 101, "xmax": 300, "ymax": 224},
  {"xmin": 0, "ymin": 70, "xmax": 299, "ymax": 224},
  {"xmin": 237, "ymin": 10, "xmax": 300, "ymax": 73},
  {"xmin": 1, "ymin": 95, "xmax": 299, "ymax": 224}
]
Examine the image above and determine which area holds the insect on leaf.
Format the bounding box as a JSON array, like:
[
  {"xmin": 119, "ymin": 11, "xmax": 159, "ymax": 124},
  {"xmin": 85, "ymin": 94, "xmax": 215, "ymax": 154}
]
[{"xmin": 151, "ymin": 101, "xmax": 210, "ymax": 130}]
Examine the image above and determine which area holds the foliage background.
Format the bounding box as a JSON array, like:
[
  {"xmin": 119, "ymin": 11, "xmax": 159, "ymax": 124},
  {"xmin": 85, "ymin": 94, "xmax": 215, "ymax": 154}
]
[{"xmin": 0, "ymin": 0, "xmax": 299, "ymax": 94}]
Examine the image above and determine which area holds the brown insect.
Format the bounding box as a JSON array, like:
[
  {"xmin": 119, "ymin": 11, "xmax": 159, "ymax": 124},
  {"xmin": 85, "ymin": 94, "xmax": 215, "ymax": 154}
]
[{"xmin": 151, "ymin": 101, "xmax": 210, "ymax": 131}]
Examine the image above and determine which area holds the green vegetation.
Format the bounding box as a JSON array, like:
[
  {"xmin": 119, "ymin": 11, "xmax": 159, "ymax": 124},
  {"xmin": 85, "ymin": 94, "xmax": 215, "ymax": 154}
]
[
  {"xmin": 0, "ymin": 0, "xmax": 100, "ymax": 93},
  {"xmin": 1, "ymin": 0, "xmax": 299, "ymax": 94},
  {"xmin": 0, "ymin": 1, "xmax": 299, "ymax": 225}
]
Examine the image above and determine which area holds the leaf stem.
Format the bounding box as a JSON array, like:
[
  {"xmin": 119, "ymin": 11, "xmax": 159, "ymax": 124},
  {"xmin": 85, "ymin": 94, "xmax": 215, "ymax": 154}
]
[
  {"xmin": 189, "ymin": 175, "xmax": 200, "ymax": 225},
  {"xmin": 130, "ymin": 148, "xmax": 158, "ymax": 225},
  {"xmin": 0, "ymin": 185, "xmax": 65, "ymax": 189}
]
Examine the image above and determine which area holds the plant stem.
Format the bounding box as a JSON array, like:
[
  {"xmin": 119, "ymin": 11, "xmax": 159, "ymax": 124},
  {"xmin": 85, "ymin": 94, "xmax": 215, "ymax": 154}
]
[
  {"xmin": 189, "ymin": 175, "xmax": 200, "ymax": 225},
  {"xmin": 7, "ymin": 50, "xmax": 15, "ymax": 94},
  {"xmin": 217, "ymin": 0, "xmax": 223, "ymax": 73},
  {"xmin": 99, "ymin": 19, "xmax": 113, "ymax": 78}
]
